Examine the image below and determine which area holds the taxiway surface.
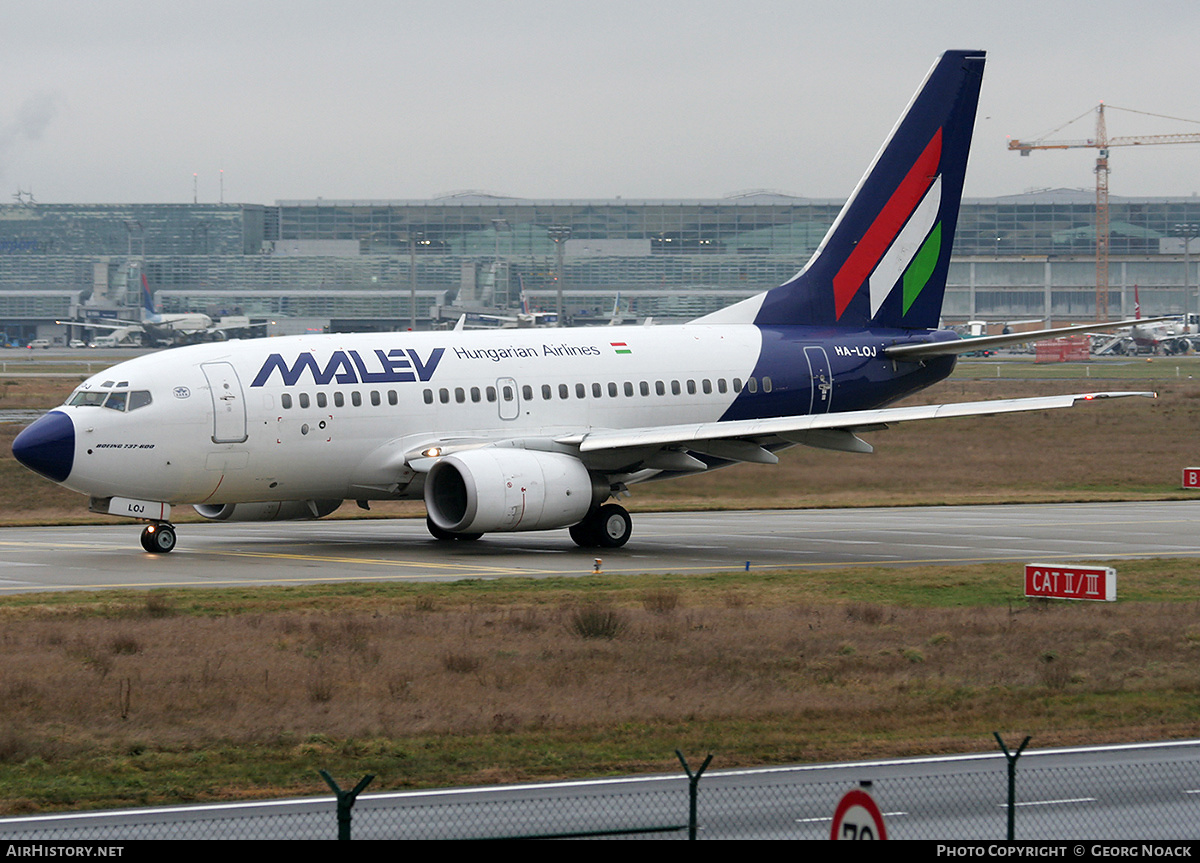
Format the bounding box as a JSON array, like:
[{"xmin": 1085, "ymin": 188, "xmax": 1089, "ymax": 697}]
[{"xmin": 0, "ymin": 500, "xmax": 1197, "ymax": 593}]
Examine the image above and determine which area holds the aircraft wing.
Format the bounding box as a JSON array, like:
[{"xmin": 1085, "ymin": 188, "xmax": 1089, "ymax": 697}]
[
  {"xmin": 554, "ymin": 391, "xmax": 1155, "ymax": 462},
  {"xmin": 55, "ymin": 319, "xmax": 145, "ymax": 343},
  {"xmin": 396, "ymin": 391, "xmax": 1155, "ymax": 476},
  {"xmin": 56, "ymin": 319, "xmax": 143, "ymax": 334},
  {"xmin": 886, "ymin": 317, "xmax": 1176, "ymax": 360}
]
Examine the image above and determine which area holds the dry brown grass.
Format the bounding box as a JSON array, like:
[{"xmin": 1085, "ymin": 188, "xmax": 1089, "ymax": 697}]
[
  {"xmin": 2, "ymin": 592, "xmax": 1197, "ymax": 753},
  {"xmin": 1, "ymin": 569, "xmax": 1198, "ymax": 813}
]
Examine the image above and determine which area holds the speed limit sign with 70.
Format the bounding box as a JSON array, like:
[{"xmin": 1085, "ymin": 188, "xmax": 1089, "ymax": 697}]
[{"xmin": 830, "ymin": 788, "xmax": 887, "ymax": 840}]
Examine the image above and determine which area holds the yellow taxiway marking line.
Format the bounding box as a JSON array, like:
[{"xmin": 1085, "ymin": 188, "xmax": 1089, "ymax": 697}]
[{"xmin": 215, "ymin": 549, "xmax": 538, "ymax": 575}]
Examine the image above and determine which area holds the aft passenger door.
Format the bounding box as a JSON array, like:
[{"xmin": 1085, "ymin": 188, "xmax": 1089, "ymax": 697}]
[
  {"xmin": 201, "ymin": 361, "xmax": 249, "ymax": 443},
  {"xmin": 804, "ymin": 347, "xmax": 833, "ymax": 414}
]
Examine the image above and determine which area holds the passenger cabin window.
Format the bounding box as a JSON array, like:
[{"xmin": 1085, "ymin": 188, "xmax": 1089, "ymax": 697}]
[{"xmin": 281, "ymin": 393, "xmax": 293, "ymax": 409}]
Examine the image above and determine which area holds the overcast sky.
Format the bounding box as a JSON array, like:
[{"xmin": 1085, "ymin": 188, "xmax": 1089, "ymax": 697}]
[{"xmin": 3, "ymin": 0, "xmax": 1200, "ymax": 204}]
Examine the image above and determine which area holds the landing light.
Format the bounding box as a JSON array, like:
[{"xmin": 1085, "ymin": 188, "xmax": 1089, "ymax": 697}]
[{"xmin": 422, "ymin": 447, "xmax": 443, "ymax": 458}]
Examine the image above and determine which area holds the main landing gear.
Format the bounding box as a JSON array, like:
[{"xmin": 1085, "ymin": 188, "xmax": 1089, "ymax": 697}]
[
  {"xmin": 569, "ymin": 503, "xmax": 632, "ymax": 549},
  {"xmin": 140, "ymin": 522, "xmax": 177, "ymax": 553},
  {"xmin": 423, "ymin": 503, "xmax": 634, "ymax": 548}
]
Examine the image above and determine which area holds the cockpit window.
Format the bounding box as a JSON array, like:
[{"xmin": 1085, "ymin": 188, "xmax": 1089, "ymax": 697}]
[
  {"xmin": 128, "ymin": 391, "xmax": 152, "ymax": 411},
  {"xmin": 68, "ymin": 389, "xmax": 152, "ymax": 411},
  {"xmin": 103, "ymin": 392, "xmax": 128, "ymax": 411}
]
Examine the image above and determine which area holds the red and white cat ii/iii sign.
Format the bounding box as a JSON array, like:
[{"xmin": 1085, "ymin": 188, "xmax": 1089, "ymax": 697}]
[{"xmin": 1025, "ymin": 564, "xmax": 1116, "ymax": 602}]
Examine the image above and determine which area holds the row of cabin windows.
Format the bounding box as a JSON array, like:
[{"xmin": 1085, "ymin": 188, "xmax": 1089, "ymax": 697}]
[
  {"xmin": 280, "ymin": 389, "xmax": 399, "ymax": 409},
  {"xmin": 277, "ymin": 377, "xmax": 773, "ymax": 411}
]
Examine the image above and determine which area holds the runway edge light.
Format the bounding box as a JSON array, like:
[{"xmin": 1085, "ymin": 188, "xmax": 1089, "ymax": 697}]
[{"xmin": 1024, "ymin": 563, "xmax": 1116, "ymax": 602}]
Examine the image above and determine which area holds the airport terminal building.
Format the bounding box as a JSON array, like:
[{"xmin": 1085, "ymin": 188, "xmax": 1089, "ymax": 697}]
[{"xmin": 3, "ymin": 189, "xmax": 1200, "ymax": 341}]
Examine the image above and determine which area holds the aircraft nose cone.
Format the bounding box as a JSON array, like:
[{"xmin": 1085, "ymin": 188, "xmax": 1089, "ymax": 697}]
[{"xmin": 12, "ymin": 410, "xmax": 75, "ymax": 483}]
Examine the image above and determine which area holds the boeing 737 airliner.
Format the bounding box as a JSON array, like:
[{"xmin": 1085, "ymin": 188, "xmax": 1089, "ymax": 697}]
[{"xmin": 13, "ymin": 51, "xmax": 1154, "ymax": 553}]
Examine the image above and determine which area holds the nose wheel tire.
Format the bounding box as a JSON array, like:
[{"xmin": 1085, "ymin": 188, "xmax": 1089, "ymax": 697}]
[{"xmin": 140, "ymin": 523, "xmax": 177, "ymax": 554}]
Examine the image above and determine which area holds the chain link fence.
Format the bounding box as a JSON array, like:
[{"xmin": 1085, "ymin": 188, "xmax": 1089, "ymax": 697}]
[{"xmin": 2, "ymin": 740, "xmax": 1198, "ymax": 840}]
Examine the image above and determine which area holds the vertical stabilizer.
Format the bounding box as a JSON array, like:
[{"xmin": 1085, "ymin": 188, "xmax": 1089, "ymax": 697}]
[
  {"xmin": 700, "ymin": 50, "xmax": 985, "ymax": 330},
  {"xmin": 141, "ymin": 272, "xmax": 158, "ymax": 322}
]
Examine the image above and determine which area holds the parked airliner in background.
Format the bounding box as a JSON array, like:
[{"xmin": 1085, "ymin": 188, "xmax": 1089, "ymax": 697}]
[
  {"xmin": 1091, "ymin": 287, "xmax": 1200, "ymax": 356},
  {"xmin": 58, "ymin": 274, "xmax": 253, "ymax": 347},
  {"xmin": 14, "ymin": 51, "xmax": 1156, "ymax": 553}
]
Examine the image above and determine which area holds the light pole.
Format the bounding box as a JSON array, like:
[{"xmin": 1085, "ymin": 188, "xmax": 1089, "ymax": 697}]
[
  {"xmin": 548, "ymin": 225, "xmax": 571, "ymax": 326},
  {"xmin": 491, "ymin": 218, "xmax": 509, "ymax": 308},
  {"xmin": 1173, "ymin": 223, "xmax": 1200, "ymax": 323},
  {"xmin": 403, "ymin": 231, "xmax": 424, "ymax": 331}
]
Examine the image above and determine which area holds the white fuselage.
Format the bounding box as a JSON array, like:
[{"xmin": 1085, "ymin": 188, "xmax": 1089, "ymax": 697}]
[{"xmin": 57, "ymin": 324, "xmax": 766, "ymax": 506}]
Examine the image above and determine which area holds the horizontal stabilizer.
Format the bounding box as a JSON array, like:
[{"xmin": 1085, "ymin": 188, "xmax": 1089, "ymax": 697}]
[{"xmin": 886, "ymin": 317, "xmax": 1176, "ymax": 360}]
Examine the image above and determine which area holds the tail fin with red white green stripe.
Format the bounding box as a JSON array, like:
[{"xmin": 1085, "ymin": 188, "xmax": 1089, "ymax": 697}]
[{"xmin": 700, "ymin": 50, "xmax": 985, "ymax": 331}]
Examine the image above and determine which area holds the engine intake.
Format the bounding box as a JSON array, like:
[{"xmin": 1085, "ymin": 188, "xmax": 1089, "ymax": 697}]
[
  {"xmin": 193, "ymin": 500, "xmax": 343, "ymax": 522},
  {"xmin": 425, "ymin": 449, "xmax": 599, "ymax": 534}
]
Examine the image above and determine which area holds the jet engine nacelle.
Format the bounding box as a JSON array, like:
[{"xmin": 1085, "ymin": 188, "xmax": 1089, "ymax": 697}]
[
  {"xmin": 193, "ymin": 499, "xmax": 343, "ymax": 522},
  {"xmin": 424, "ymin": 449, "xmax": 600, "ymax": 534}
]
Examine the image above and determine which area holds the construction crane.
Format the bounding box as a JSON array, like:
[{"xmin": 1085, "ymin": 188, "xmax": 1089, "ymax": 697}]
[{"xmin": 1008, "ymin": 103, "xmax": 1200, "ymax": 321}]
